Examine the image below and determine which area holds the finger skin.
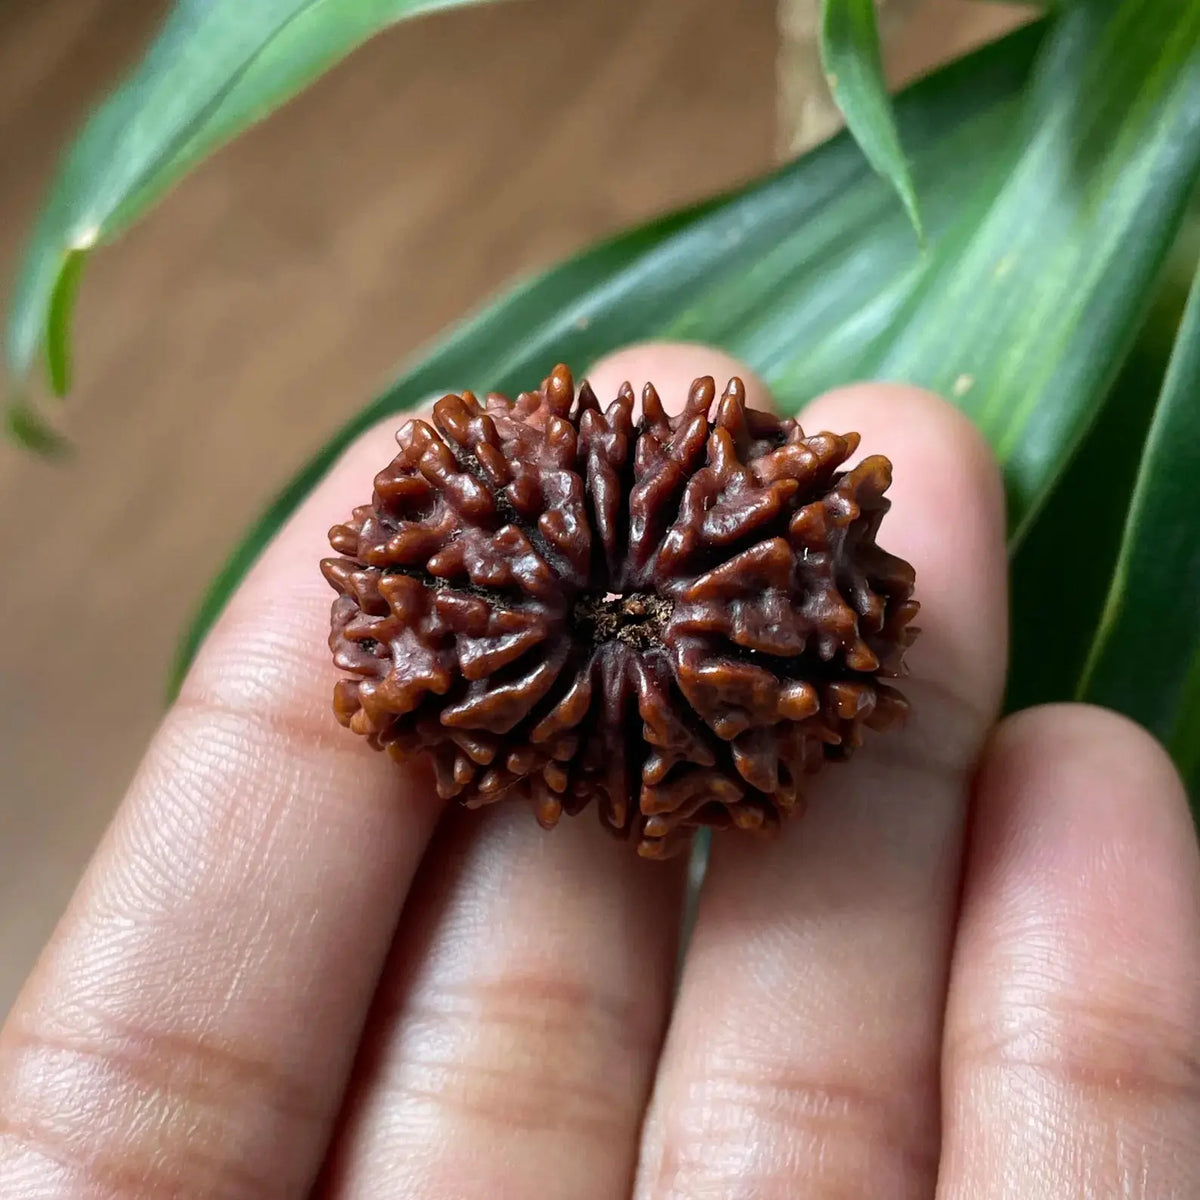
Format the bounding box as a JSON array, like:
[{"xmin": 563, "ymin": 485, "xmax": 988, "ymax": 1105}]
[
  {"xmin": 319, "ymin": 808, "xmax": 683, "ymax": 1200},
  {"xmin": 0, "ymin": 423, "xmax": 443, "ymax": 1199},
  {"xmin": 318, "ymin": 345, "xmax": 759, "ymax": 1200},
  {"xmin": 939, "ymin": 704, "xmax": 1200, "ymax": 1200},
  {"xmin": 636, "ymin": 383, "xmax": 1008, "ymax": 1200}
]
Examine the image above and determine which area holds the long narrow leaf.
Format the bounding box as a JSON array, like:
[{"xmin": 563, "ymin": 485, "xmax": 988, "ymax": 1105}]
[
  {"xmin": 1080, "ymin": 262, "xmax": 1200, "ymax": 792},
  {"xmin": 5, "ymin": 0, "xmax": 495, "ymax": 395},
  {"xmin": 172, "ymin": 25, "xmax": 1042, "ymax": 690},
  {"xmin": 819, "ymin": 0, "xmax": 923, "ymax": 238},
  {"xmin": 171, "ymin": 2, "xmax": 1200, "ymax": 702},
  {"xmin": 1005, "ymin": 221, "xmax": 1198, "ymax": 714},
  {"xmin": 1005, "ymin": 331, "xmax": 1166, "ymax": 714},
  {"xmin": 873, "ymin": 0, "xmax": 1200, "ymax": 540}
]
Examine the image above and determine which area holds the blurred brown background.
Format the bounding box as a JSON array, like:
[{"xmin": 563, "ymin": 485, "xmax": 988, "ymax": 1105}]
[{"xmin": 0, "ymin": 0, "xmax": 1021, "ymax": 1014}]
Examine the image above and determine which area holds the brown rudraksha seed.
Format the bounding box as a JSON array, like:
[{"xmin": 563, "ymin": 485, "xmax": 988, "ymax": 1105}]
[{"xmin": 321, "ymin": 365, "xmax": 918, "ymax": 858}]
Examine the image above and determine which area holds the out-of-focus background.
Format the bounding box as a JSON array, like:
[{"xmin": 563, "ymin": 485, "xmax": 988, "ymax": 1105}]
[{"xmin": 0, "ymin": 0, "xmax": 1021, "ymax": 1013}]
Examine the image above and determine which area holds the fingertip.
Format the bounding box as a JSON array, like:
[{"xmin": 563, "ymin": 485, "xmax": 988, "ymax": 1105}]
[
  {"xmin": 977, "ymin": 702, "xmax": 1196, "ymax": 865},
  {"xmin": 793, "ymin": 381, "xmax": 1010, "ymax": 759},
  {"xmin": 961, "ymin": 701, "xmax": 1200, "ymax": 1010},
  {"xmin": 803, "ymin": 381, "xmax": 1006, "ymax": 543},
  {"xmin": 989, "ymin": 700, "xmax": 1184, "ymax": 778},
  {"xmin": 583, "ymin": 341, "xmax": 774, "ymax": 415}
]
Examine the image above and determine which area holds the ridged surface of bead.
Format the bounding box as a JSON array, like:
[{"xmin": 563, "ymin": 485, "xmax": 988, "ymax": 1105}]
[{"xmin": 322, "ymin": 365, "xmax": 919, "ymax": 857}]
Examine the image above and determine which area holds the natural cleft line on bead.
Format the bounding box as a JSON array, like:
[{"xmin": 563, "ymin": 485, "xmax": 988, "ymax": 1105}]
[{"xmin": 321, "ymin": 364, "xmax": 919, "ymax": 858}]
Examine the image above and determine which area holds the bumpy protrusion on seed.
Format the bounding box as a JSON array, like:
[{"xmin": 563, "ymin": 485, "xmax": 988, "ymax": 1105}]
[{"xmin": 323, "ymin": 365, "xmax": 918, "ymax": 857}]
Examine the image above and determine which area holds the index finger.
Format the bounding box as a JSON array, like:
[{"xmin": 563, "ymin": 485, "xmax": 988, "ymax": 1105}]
[{"xmin": 0, "ymin": 421, "xmax": 442, "ymax": 1198}]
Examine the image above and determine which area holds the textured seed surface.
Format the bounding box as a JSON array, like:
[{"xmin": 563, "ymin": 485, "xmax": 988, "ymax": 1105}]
[{"xmin": 322, "ymin": 365, "xmax": 918, "ymax": 858}]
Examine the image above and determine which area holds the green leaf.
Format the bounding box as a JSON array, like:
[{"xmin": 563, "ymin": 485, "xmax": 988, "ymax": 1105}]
[
  {"xmin": 171, "ymin": 1, "xmax": 1200, "ymax": 692},
  {"xmin": 873, "ymin": 0, "xmax": 1200, "ymax": 541},
  {"xmin": 5, "ymin": 0, "xmax": 497, "ymax": 395},
  {"xmin": 819, "ymin": 0, "xmax": 924, "ymax": 239},
  {"xmin": 1005, "ymin": 208, "xmax": 1200, "ymax": 714},
  {"xmin": 46, "ymin": 249, "xmax": 86, "ymax": 396},
  {"xmin": 170, "ymin": 23, "xmax": 1046, "ymax": 693},
  {"xmin": 4, "ymin": 403, "xmax": 69, "ymax": 457},
  {"xmin": 1079, "ymin": 259, "xmax": 1200, "ymax": 792},
  {"xmin": 1005, "ymin": 329, "xmax": 1165, "ymax": 715}
]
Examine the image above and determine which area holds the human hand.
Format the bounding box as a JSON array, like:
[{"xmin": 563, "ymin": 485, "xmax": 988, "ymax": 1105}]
[{"xmin": 1, "ymin": 343, "xmax": 1197, "ymax": 1199}]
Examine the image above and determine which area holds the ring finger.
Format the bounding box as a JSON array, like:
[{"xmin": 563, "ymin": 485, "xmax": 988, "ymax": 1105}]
[{"xmin": 635, "ymin": 379, "xmax": 1009, "ymax": 1199}]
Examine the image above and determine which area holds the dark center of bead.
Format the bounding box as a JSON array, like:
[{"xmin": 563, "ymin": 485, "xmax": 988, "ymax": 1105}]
[{"xmin": 571, "ymin": 591, "xmax": 673, "ymax": 649}]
